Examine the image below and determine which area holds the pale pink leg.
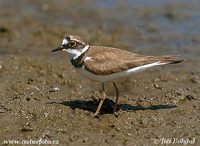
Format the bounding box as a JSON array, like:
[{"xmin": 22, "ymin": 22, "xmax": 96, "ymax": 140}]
[
  {"xmin": 113, "ymin": 82, "xmax": 119, "ymax": 113},
  {"xmin": 94, "ymin": 83, "xmax": 106, "ymax": 117}
]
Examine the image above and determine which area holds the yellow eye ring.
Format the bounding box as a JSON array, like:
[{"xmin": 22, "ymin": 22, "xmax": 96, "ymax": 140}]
[{"xmin": 69, "ymin": 41, "xmax": 76, "ymax": 47}]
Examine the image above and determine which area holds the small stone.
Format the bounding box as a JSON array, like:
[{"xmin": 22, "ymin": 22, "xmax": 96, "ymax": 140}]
[
  {"xmin": 82, "ymin": 136, "xmax": 88, "ymax": 143},
  {"xmin": 190, "ymin": 78, "xmax": 200, "ymax": 83},
  {"xmin": 0, "ymin": 64, "xmax": 3, "ymax": 70},
  {"xmin": 25, "ymin": 97, "xmax": 30, "ymax": 101},
  {"xmin": 0, "ymin": 110, "xmax": 5, "ymax": 113},
  {"xmin": 114, "ymin": 112, "xmax": 119, "ymax": 117},
  {"xmin": 44, "ymin": 112, "xmax": 49, "ymax": 117},
  {"xmin": 110, "ymin": 124, "xmax": 116, "ymax": 128},
  {"xmin": 27, "ymin": 78, "xmax": 34, "ymax": 84},
  {"xmin": 28, "ymin": 85, "xmax": 40, "ymax": 91},
  {"xmin": 21, "ymin": 127, "xmax": 33, "ymax": 132},
  {"xmin": 185, "ymin": 95, "xmax": 195, "ymax": 100},
  {"xmin": 153, "ymin": 83, "xmax": 162, "ymax": 89},
  {"xmin": 48, "ymin": 87, "xmax": 60, "ymax": 93},
  {"xmin": 164, "ymin": 12, "xmax": 176, "ymax": 20},
  {"xmin": 110, "ymin": 124, "xmax": 120, "ymax": 131},
  {"xmin": 0, "ymin": 26, "xmax": 9, "ymax": 33},
  {"xmin": 42, "ymin": 4, "xmax": 50, "ymax": 11}
]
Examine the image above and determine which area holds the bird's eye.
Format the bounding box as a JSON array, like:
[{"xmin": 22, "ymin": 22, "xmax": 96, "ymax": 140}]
[{"xmin": 69, "ymin": 41, "xmax": 76, "ymax": 47}]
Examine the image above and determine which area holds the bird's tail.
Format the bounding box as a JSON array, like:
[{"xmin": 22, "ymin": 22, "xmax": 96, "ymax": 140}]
[{"xmin": 154, "ymin": 55, "xmax": 184, "ymax": 64}]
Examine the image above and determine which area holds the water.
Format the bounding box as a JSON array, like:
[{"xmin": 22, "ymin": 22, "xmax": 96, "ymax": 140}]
[{"xmin": 1, "ymin": 0, "xmax": 200, "ymax": 59}]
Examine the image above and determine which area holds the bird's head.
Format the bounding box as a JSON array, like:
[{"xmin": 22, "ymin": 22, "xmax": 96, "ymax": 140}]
[{"xmin": 52, "ymin": 35, "xmax": 89, "ymax": 59}]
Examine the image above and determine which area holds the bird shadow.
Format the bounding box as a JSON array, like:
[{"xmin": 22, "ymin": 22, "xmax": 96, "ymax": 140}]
[{"xmin": 47, "ymin": 98, "xmax": 177, "ymax": 115}]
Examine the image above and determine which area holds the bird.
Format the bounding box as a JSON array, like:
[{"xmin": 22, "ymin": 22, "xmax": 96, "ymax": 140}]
[{"xmin": 51, "ymin": 35, "xmax": 183, "ymax": 117}]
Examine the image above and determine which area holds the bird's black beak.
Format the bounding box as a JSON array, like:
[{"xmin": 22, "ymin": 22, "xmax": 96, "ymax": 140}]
[{"xmin": 51, "ymin": 46, "xmax": 64, "ymax": 52}]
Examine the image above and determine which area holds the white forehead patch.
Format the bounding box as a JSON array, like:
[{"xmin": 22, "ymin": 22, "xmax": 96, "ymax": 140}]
[{"xmin": 62, "ymin": 38, "xmax": 68, "ymax": 45}]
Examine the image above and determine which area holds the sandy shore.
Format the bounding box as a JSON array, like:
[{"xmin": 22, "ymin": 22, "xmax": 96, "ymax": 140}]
[{"xmin": 0, "ymin": 0, "xmax": 200, "ymax": 145}]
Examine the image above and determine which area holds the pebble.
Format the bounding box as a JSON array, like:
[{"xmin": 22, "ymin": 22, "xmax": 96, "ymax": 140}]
[
  {"xmin": 153, "ymin": 83, "xmax": 162, "ymax": 89},
  {"xmin": 0, "ymin": 110, "xmax": 5, "ymax": 113},
  {"xmin": 28, "ymin": 85, "xmax": 40, "ymax": 91},
  {"xmin": 48, "ymin": 87, "xmax": 60, "ymax": 93},
  {"xmin": 0, "ymin": 64, "xmax": 3, "ymax": 70},
  {"xmin": 42, "ymin": 4, "xmax": 50, "ymax": 11},
  {"xmin": 21, "ymin": 127, "xmax": 33, "ymax": 132},
  {"xmin": 185, "ymin": 95, "xmax": 195, "ymax": 100},
  {"xmin": 190, "ymin": 78, "xmax": 200, "ymax": 83}
]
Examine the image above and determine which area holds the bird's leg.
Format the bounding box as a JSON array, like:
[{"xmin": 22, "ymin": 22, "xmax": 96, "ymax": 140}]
[
  {"xmin": 113, "ymin": 82, "xmax": 119, "ymax": 114},
  {"xmin": 94, "ymin": 83, "xmax": 106, "ymax": 117}
]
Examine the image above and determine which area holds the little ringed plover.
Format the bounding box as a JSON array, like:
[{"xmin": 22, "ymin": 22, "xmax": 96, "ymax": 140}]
[{"xmin": 52, "ymin": 35, "xmax": 183, "ymax": 117}]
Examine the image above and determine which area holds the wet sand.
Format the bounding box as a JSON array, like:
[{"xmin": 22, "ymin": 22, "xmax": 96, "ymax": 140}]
[{"xmin": 0, "ymin": 0, "xmax": 200, "ymax": 145}]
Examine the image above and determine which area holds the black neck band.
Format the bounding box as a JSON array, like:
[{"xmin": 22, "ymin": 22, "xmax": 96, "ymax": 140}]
[{"xmin": 70, "ymin": 51, "xmax": 87, "ymax": 68}]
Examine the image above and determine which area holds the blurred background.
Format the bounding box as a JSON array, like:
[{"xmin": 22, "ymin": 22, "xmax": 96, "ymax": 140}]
[
  {"xmin": 1, "ymin": 0, "xmax": 200, "ymax": 61},
  {"xmin": 0, "ymin": 0, "xmax": 200, "ymax": 146}
]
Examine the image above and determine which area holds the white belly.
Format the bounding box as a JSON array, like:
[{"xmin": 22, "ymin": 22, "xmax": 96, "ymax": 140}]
[{"xmin": 76, "ymin": 61, "xmax": 165, "ymax": 83}]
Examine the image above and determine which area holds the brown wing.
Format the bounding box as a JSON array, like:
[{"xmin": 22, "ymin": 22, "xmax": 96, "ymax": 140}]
[{"xmin": 84, "ymin": 46, "xmax": 183, "ymax": 75}]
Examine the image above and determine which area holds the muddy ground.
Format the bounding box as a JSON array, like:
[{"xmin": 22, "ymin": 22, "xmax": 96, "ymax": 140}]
[{"xmin": 0, "ymin": 0, "xmax": 200, "ymax": 146}]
